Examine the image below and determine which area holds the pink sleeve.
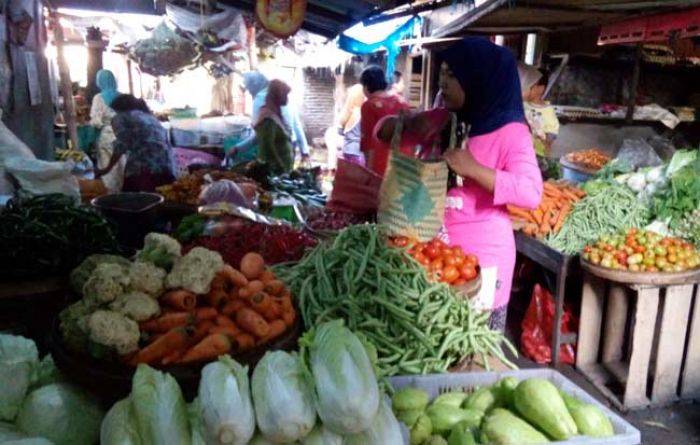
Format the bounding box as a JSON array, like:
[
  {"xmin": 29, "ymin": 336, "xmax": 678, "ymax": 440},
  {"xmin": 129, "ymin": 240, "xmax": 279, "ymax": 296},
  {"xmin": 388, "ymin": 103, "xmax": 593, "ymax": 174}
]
[{"xmin": 493, "ymin": 130, "xmax": 543, "ymax": 210}]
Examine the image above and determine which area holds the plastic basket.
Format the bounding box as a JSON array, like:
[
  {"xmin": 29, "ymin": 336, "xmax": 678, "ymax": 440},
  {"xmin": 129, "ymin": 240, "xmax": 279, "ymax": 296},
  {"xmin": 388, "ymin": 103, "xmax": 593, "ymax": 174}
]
[
  {"xmin": 390, "ymin": 368, "xmax": 641, "ymax": 445},
  {"xmin": 173, "ymin": 147, "xmax": 222, "ymax": 176}
]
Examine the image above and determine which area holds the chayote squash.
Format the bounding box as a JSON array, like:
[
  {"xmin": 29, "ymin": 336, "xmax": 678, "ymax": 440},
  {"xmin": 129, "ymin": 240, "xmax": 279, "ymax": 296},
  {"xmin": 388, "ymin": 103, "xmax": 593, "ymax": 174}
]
[
  {"xmin": 425, "ymin": 435, "xmax": 448, "ymax": 445},
  {"xmin": 426, "ymin": 404, "xmax": 482, "ymax": 434},
  {"xmin": 513, "ymin": 379, "xmax": 577, "ymax": 440},
  {"xmin": 560, "ymin": 391, "xmax": 614, "ymax": 438},
  {"xmin": 392, "ymin": 388, "xmax": 429, "ymax": 412},
  {"xmin": 396, "ymin": 408, "xmax": 423, "ymax": 427},
  {"xmin": 410, "ymin": 413, "xmax": 432, "ymax": 445},
  {"xmin": 447, "ymin": 422, "xmax": 477, "ymax": 445},
  {"xmin": 481, "ymin": 408, "xmax": 549, "ymax": 444},
  {"xmin": 463, "ymin": 386, "xmax": 498, "ymax": 413},
  {"xmin": 496, "ymin": 377, "xmax": 519, "ymax": 408},
  {"xmin": 432, "ymin": 391, "xmax": 468, "ymax": 408}
]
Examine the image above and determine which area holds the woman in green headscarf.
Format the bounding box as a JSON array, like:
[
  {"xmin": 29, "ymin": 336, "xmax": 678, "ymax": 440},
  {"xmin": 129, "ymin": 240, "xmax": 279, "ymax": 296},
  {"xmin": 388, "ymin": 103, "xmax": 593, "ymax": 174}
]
[{"xmin": 90, "ymin": 69, "xmax": 125, "ymax": 192}]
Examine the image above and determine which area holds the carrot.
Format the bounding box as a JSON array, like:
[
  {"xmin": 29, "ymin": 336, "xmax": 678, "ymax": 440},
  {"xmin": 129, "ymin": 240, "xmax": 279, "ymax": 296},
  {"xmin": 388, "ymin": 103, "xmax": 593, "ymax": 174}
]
[
  {"xmin": 195, "ymin": 307, "xmax": 218, "ymax": 322},
  {"xmin": 209, "ymin": 325, "xmax": 241, "ymax": 339},
  {"xmin": 259, "ymin": 269, "xmax": 276, "ymax": 284},
  {"xmin": 523, "ymin": 222, "xmax": 538, "ymax": 237},
  {"xmin": 553, "ymin": 203, "xmax": 571, "ymax": 233},
  {"xmin": 264, "ymin": 280, "xmax": 286, "ymax": 296},
  {"xmin": 258, "ymin": 319, "xmax": 287, "ymax": 344},
  {"xmin": 222, "ymin": 299, "xmax": 247, "ymax": 316},
  {"xmin": 220, "ymin": 265, "xmax": 248, "ymax": 288},
  {"xmin": 509, "ymin": 207, "xmax": 534, "ymax": 222},
  {"xmin": 239, "ymin": 280, "xmax": 264, "ymax": 299},
  {"xmin": 561, "ymin": 189, "xmax": 580, "ymax": 202},
  {"xmin": 140, "ymin": 312, "xmax": 193, "ymax": 333},
  {"xmin": 161, "ymin": 290, "xmax": 196, "ymax": 312},
  {"xmin": 532, "ymin": 208, "xmax": 544, "ymax": 225},
  {"xmin": 206, "ymin": 288, "xmax": 228, "ymax": 308},
  {"xmin": 281, "ymin": 307, "xmax": 296, "ymax": 327},
  {"xmin": 193, "ymin": 320, "xmax": 215, "ymax": 342},
  {"xmin": 131, "ymin": 327, "xmax": 190, "ymax": 365},
  {"xmin": 233, "ymin": 332, "xmax": 255, "ymax": 350},
  {"xmin": 178, "ymin": 334, "xmax": 231, "ymax": 364},
  {"xmin": 216, "ymin": 314, "xmax": 237, "ymax": 328},
  {"xmin": 250, "ymin": 292, "xmax": 281, "ymax": 321},
  {"xmin": 210, "ymin": 274, "xmax": 227, "ymax": 292},
  {"xmin": 161, "ymin": 349, "xmax": 185, "ymax": 366},
  {"xmin": 235, "ymin": 307, "xmax": 271, "ymax": 337}
]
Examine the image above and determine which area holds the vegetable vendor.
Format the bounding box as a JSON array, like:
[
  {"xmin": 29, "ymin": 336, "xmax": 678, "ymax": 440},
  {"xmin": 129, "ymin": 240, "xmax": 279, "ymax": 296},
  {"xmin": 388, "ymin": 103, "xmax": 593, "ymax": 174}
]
[
  {"xmin": 378, "ymin": 38, "xmax": 543, "ymax": 330},
  {"xmin": 95, "ymin": 94, "xmax": 176, "ymax": 192},
  {"xmin": 228, "ymin": 72, "xmax": 310, "ymax": 166},
  {"xmin": 90, "ymin": 69, "xmax": 126, "ymax": 192}
]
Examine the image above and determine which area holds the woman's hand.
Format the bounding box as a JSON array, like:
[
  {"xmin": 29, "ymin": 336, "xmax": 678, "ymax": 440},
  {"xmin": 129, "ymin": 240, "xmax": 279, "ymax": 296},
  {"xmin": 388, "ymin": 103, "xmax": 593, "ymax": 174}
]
[
  {"xmin": 443, "ymin": 148, "xmax": 496, "ymax": 193},
  {"xmin": 443, "ymin": 148, "xmax": 479, "ymax": 179}
]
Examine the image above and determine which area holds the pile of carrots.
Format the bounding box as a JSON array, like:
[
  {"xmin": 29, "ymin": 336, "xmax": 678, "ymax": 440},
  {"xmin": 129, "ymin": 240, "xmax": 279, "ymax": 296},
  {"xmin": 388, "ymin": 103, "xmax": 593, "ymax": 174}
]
[
  {"xmin": 508, "ymin": 181, "xmax": 586, "ymax": 239},
  {"xmin": 129, "ymin": 252, "xmax": 296, "ymax": 366}
]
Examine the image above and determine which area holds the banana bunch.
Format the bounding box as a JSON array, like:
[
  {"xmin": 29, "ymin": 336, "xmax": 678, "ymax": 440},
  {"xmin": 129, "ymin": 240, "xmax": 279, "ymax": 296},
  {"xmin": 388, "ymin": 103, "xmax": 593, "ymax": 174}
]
[{"xmin": 56, "ymin": 149, "xmax": 87, "ymax": 163}]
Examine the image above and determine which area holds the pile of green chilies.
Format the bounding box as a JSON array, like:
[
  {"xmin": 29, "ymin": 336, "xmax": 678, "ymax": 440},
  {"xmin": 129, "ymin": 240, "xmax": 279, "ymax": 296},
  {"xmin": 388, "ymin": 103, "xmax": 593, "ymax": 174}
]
[
  {"xmin": 274, "ymin": 224, "xmax": 516, "ymax": 376},
  {"xmin": 546, "ymin": 184, "xmax": 649, "ymax": 255}
]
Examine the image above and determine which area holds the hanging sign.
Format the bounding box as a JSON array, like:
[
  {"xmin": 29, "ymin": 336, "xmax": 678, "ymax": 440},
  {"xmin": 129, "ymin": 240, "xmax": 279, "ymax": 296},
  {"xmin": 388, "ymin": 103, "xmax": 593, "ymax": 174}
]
[{"xmin": 255, "ymin": 0, "xmax": 307, "ymax": 39}]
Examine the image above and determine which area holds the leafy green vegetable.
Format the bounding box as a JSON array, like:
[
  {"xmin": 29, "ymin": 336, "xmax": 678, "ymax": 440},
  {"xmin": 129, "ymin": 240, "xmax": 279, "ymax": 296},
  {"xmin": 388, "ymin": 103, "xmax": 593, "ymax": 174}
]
[
  {"xmin": 0, "ymin": 335, "xmax": 39, "ymax": 421},
  {"xmin": 666, "ymin": 149, "xmax": 697, "ymax": 177},
  {"xmin": 15, "ymin": 383, "xmax": 104, "ymax": 445},
  {"xmin": 174, "ymin": 215, "xmax": 207, "ymax": 243},
  {"xmin": 100, "ymin": 398, "xmax": 141, "ymax": 445},
  {"xmin": 653, "ymin": 157, "xmax": 700, "ymax": 227},
  {"xmin": 675, "ymin": 209, "xmax": 700, "ymax": 247},
  {"xmin": 342, "ymin": 397, "xmax": 403, "ymax": 445}
]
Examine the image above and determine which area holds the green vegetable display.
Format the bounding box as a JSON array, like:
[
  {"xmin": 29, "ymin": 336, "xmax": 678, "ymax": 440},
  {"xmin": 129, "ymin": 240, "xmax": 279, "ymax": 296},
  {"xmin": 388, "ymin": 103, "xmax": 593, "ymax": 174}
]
[
  {"xmin": 653, "ymin": 156, "xmax": 700, "ymax": 228},
  {"xmin": 546, "ymin": 184, "xmax": 649, "ymax": 254},
  {"xmin": 392, "ymin": 387, "xmax": 430, "ymax": 412},
  {"xmin": 432, "ymin": 392, "xmax": 468, "ymax": 409},
  {"xmin": 481, "ymin": 408, "xmax": 550, "ymax": 444},
  {"xmin": 426, "ymin": 404, "xmax": 482, "ymax": 434},
  {"xmin": 675, "ymin": 209, "xmax": 700, "ymax": 248},
  {"xmin": 560, "ymin": 391, "xmax": 614, "ymax": 438},
  {"xmin": 0, "ymin": 194, "xmax": 119, "ymax": 278},
  {"xmin": 513, "ymin": 379, "xmax": 578, "ymax": 440},
  {"xmin": 448, "ymin": 422, "xmax": 477, "ymax": 445},
  {"xmin": 275, "ymin": 225, "xmax": 516, "ymax": 376}
]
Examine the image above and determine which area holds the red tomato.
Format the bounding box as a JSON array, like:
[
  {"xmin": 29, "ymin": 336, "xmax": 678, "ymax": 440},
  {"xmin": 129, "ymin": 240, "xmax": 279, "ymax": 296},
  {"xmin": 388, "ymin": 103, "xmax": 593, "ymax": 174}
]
[
  {"xmin": 430, "ymin": 258, "xmax": 444, "ymax": 272},
  {"xmin": 452, "ymin": 278, "xmax": 467, "ymax": 286},
  {"xmin": 413, "ymin": 252, "xmax": 430, "ymax": 266},
  {"xmin": 443, "ymin": 266, "xmax": 460, "ymax": 283},
  {"xmin": 424, "ymin": 245, "xmax": 441, "ymax": 260},
  {"xmin": 392, "ymin": 237, "xmax": 408, "ymax": 248},
  {"xmin": 443, "ymin": 255, "xmax": 460, "ymax": 267},
  {"xmin": 634, "ymin": 245, "xmax": 645, "ymax": 254},
  {"xmin": 460, "ymin": 265, "xmax": 477, "ymax": 281}
]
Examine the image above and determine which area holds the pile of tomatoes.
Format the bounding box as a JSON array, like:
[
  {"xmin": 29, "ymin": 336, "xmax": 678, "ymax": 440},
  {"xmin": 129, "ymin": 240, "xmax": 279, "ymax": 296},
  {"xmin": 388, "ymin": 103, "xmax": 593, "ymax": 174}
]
[
  {"xmin": 582, "ymin": 228, "xmax": 700, "ymax": 273},
  {"xmin": 389, "ymin": 236, "xmax": 480, "ymax": 285}
]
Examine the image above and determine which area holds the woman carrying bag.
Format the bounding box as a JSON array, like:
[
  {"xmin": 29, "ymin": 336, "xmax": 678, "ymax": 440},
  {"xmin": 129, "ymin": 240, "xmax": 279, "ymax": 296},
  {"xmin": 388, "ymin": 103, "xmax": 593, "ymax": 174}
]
[{"xmin": 377, "ymin": 38, "xmax": 543, "ymax": 331}]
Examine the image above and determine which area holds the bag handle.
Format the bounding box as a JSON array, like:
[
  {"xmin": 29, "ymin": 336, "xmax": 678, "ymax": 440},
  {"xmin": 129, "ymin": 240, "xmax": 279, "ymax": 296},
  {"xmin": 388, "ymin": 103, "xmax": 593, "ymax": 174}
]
[{"xmin": 389, "ymin": 112, "xmax": 405, "ymax": 154}]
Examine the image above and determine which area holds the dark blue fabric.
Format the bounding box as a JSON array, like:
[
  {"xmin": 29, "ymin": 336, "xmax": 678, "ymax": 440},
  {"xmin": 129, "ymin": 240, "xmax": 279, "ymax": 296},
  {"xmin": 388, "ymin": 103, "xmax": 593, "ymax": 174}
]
[{"xmin": 437, "ymin": 37, "xmax": 525, "ymax": 137}]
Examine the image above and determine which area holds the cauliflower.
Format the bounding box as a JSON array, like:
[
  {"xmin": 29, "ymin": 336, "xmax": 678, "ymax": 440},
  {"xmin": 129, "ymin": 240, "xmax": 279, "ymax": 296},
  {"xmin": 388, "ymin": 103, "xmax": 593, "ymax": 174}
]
[
  {"xmin": 166, "ymin": 247, "xmax": 224, "ymax": 294},
  {"xmin": 82, "ymin": 263, "xmax": 130, "ymax": 305},
  {"xmin": 70, "ymin": 254, "xmax": 131, "ymax": 295},
  {"xmin": 110, "ymin": 291, "xmax": 161, "ymax": 322},
  {"xmin": 128, "ymin": 261, "xmax": 166, "ymax": 296},
  {"xmin": 86, "ymin": 310, "xmax": 140, "ymax": 355},
  {"xmin": 59, "ymin": 300, "xmax": 92, "ymax": 353},
  {"xmin": 137, "ymin": 233, "xmax": 182, "ymax": 270}
]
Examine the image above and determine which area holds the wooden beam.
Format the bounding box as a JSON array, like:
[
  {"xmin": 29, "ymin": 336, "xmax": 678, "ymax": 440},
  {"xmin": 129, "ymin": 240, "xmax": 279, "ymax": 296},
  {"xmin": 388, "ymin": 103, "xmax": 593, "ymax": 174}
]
[
  {"xmin": 626, "ymin": 43, "xmax": 642, "ymax": 122},
  {"xmin": 49, "ymin": 9, "xmax": 79, "ymax": 151}
]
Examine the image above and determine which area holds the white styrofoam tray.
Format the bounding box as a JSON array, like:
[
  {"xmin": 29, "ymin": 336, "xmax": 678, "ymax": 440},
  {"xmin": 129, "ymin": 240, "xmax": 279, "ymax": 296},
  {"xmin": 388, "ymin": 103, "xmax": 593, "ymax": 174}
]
[{"xmin": 390, "ymin": 368, "xmax": 641, "ymax": 445}]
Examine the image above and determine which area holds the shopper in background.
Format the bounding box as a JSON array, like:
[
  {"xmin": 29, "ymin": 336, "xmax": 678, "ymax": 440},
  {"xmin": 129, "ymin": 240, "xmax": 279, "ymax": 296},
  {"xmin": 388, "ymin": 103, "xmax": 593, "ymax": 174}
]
[
  {"xmin": 229, "ymin": 71, "xmax": 310, "ymax": 166},
  {"xmin": 390, "ymin": 71, "xmax": 405, "ymax": 97},
  {"xmin": 254, "ymin": 80, "xmax": 294, "ymax": 175},
  {"xmin": 336, "ymin": 83, "xmax": 366, "ymax": 166},
  {"xmin": 518, "ymin": 63, "xmax": 560, "ymax": 158},
  {"xmin": 359, "ymin": 65, "xmax": 410, "ymax": 176},
  {"xmin": 90, "ymin": 69, "xmax": 125, "ymax": 192},
  {"xmin": 96, "ymin": 94, "xmax": 176, "ymax": 192}
]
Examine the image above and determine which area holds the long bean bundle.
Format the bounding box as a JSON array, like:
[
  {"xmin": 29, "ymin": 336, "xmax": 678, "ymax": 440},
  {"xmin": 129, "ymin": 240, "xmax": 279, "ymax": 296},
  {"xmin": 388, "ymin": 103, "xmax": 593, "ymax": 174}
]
[
  {"xmin": 274, "ymin": 224, "xmax": 516, "ymax": 376},
  {"xmin": 546, "ymin": 184, "xmax": 649, "ymax": 255}
]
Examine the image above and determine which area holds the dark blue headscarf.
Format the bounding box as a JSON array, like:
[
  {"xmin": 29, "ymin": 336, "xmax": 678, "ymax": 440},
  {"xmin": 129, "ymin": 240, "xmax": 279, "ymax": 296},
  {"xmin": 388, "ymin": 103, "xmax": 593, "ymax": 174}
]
[{"xmin": 437, "ymin": 37, "xmax": 525, "ymax": 137}]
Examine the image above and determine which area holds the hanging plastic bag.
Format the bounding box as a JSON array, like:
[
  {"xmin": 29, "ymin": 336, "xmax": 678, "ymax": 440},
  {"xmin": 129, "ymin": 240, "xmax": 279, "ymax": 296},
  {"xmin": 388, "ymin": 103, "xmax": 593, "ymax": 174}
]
[{"xmin": 520, "ymin": 284, "xmax": 576, "ymax": 365}]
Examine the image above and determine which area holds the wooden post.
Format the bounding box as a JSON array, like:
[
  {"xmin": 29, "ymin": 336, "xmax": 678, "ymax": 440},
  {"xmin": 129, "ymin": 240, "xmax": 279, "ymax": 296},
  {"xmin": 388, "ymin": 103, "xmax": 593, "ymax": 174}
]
[
  {"xmin": 626, "ymin": 44, "xmax": 642, "ymax": 123},
  {"xmin": 50, "ymin": 10, "xmax": 78, "ymax": 151},
  {"xmin": 602, "ymin": 284, "xmax": 629, "ymax": 364},
  {"xmin": 624, "ymin": 287, "xmax": 659, "ymax": 409},
  {"xmin": 85, "ymin": 26, "xmax": 106, "ymax": 105},
  {"xmin": 126, "ymin": 58, "xmax": 134, "ymax": 95}
]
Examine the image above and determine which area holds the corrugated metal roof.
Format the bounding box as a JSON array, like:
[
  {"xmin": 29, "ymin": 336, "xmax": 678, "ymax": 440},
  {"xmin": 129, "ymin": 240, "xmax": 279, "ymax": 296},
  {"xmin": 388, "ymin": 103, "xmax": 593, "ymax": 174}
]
[{"xmin": 431, "ymin": 0, "xmax": 700, "ymax": 37}]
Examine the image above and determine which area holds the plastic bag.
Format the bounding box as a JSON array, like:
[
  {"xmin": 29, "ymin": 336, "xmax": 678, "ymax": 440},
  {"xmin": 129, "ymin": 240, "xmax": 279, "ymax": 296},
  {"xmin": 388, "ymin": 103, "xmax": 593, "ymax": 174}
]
[
  {"xmin": 302, "ymin": 320, "xmax": 379, "ymax": 435},
  {"xmin": 199, "ymin": 179, "xmax": 251, "ymax": 208},
  {"xmin": 100, "ymin": 398, "xmax": 141, "ymax": 445},
  {"xmin": 130, "ymin": 22, "xmax": 198, "ymax": 77},
  {"xmin": 0, "ymin": 335, "xmax": 39, "ymax": 421},
  {"xmin": 251, "ymin": 351, "xmax": 316, "ymax": 442},
  {"xmin": 4, "ymin": 158, "xmax": 79, "ymax": 203},
  {"xmin": 198, "ymin": 356, "xmax": 255, "ymax": 445},
  {"xmin": 615, "ymin": 139, "xmax": 663, "ymax": 171},
  {"xmin": 130, "ymin": 365, "xmax": 191, "ymax": 445},
  {"xmin": 520, "ymin": 284, "xmax": 576, "ymax": 365},
  {"xmin": 0, "ymin": 114, "xmax": 36, "ymax": 195},
  {"xmin": 342, "ymin": 396, "xmax": 403, "ymax": 445},
  {"xmin": 15, "ymin": 383, "xmax": 104, "ymax": 445}
]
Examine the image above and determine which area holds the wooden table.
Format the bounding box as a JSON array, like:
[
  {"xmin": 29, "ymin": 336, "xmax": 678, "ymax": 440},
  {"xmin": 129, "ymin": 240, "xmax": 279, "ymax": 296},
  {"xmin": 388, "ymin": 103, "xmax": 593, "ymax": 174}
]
[{"xmin": 514, "ymin": 231, "xmax": 578, "ymax": 366}]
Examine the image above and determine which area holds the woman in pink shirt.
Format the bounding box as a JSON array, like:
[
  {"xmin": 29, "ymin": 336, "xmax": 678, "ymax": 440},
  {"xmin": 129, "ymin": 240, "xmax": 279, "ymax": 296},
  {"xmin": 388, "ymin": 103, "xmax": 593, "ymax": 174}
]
[{"xmin": 379, "ymin": 38, "xmax": 543, "ymax": 331}]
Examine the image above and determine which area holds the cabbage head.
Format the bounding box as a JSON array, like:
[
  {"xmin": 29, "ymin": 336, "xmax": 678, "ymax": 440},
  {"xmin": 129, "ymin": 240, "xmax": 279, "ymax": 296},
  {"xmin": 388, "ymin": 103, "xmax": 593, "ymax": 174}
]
[
  {"xmin": 252, "ymin": 351, "xmax": 316, "ymax": 442},
  {"xmin": 15, "ymin": 383, "xmax": 103, "ymax": 445},
  {"xmin": 199, "ymin": 355, "xmax": 255, "ymax": 445},
  {"xmin": 130, "ymin": 365, "xmax": 191, "ymax": 445},
  {"xmin": 0, "ymin": 335, "xmax": 38, "ymax": 421},
  {"xmin": 1, "ymin": 420, "xmax": 56, "ymax": 444},
  {"xmin": 343, "ymin": 396, "xmax": 403, "ymax": 445},
  {"xmin": 100, "ymin": 398, "xmax": 141, "ymax": 445},
  {"xmin": 301, "ymin": 320, "xmax": 379, "ymax": 434},
  {"xmin": 301, "ymin": 425, "xmax": 343, "ymax": 445}
]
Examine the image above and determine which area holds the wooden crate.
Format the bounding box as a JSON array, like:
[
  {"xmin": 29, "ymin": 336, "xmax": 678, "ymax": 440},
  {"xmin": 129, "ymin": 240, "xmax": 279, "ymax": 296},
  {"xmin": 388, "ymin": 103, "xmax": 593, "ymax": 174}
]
[{"xmin": 576, "ymin": 267, "xmax": 700, "ymax": 410}]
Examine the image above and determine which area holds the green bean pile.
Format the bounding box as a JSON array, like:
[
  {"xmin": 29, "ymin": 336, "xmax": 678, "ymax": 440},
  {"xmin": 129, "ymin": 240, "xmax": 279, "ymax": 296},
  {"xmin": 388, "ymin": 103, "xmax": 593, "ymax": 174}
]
[
  {"xmin": 275, "ymin": 224, "xmax": 516, "ymax": 376},
  {"xmin": 546, "ymin": 184, "xmax": 650, "ymax": 255}
]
